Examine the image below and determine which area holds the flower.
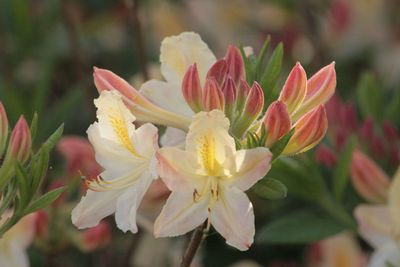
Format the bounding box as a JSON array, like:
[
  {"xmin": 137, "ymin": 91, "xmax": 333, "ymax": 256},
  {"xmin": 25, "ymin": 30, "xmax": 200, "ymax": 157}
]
[
  {"xmin": 71, "ymin": 90, "xmax": 159, "ymax": 233},
  {"xmin": 6, "ymin": 116, "xmax": 31, "ymax": 164},
  {"xmin": 355, "ymin": 167, "xmax": 400, "ymax": 267},
  {"xmin": 0, "ymin": 212, "xmax": 37, "ymax": 267},
  {"xmin": 154, "ymin": 110, "xmax": 272, "ymax": 250}
]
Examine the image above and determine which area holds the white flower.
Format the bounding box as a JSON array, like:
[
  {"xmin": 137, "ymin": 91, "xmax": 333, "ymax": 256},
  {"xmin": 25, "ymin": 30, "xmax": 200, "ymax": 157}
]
[{"xmin": 72, "ymin": 91, "xmax": 159, "ymax": 233}]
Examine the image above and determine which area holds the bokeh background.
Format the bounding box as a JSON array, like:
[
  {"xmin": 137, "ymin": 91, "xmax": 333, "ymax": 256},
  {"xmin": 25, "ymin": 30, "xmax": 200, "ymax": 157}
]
[{"xmin": 1, "ymin": 0, "xmax": 400, "ymax": 266}]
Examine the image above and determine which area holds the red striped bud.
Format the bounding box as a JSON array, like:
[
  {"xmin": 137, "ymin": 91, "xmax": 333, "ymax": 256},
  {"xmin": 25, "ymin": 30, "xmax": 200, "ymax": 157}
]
[
  {"xmin": 225, "ymin": 45, "xmax": 245, "ymax": 84},
  {"xmin": 7, "ymin": 116, "xmax": 31, "ymax": 163},
  {"xmin": 202, "ymin": 78, "xmax": 225, "ymax": 111},
  {"xmin": 0, "ymin": 102, "xmax": 8, "ymax": 157},
  {"xmin": 236, "ymin": 79, "xmax": 251, "ymax": 113},
  {"xmin": 182, "ymin": 64, "xmax": 203, "ymax": 113},
  {"xmin": 221, "ymin": 77, "xmax": 237, "ymax": 120},
  {"xmin": 206, "ymin": 59, "xmax": 228, "ymax": 86},
  {"xmin": 263, "ymin": 101, "xmax": 291, "ymax": 147}
]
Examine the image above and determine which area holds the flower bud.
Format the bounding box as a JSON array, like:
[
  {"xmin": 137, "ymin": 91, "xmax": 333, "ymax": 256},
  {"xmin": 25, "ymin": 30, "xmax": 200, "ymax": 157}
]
[
  {"xmin": 351, "ymin": 150, "xmax": 390, "ymax": 203},
  {"xmin": 262, "ymin": 101, "xmax": 291, "ymax": 147},
  {"xmin": 206, "ymin": 59, "xmax": 228, "ymax": 86},
  {"xmin": 292, "ymin": 62, "xmax": 336, "ymax": 121},
  {"xmin": 34, "ymin": 210, "xmax": 49, "ymax": 238},
  {"xmin": 282, "ymin": 105, "xmax": 328, "ymax": 155},
  {"xmin": 278, "ymin": 62, "xmax": 307, "ymax": 115},
  {"xmin": 7, "ymin": 116, "xmax": 31, "ymax": 163},
  {"xmin": 202, "ymin": 78, "xmax": 225, "ymax": 111},
  {"xmin": 225, "ymin": 45, "xmax": 245, "ymax": 84},
  {"xmin": 315, "ymin": 144, "xmax": 337, "ymax": 167},
  {"xmin": 81, "ymin": 222, "xmax": 111, "ymax": 252},
  {"xmin": 236, "ymin": 80, "xmax": 251, "ymax": 114},
  {"xmin": 0, "ymin": 102, "xmax": 9, "ymax": 157},
  {"xmin": 221, "ymin": 78, "xmax": 237, "ymax": 120},
  {"xmin": 182, "ymin": 64, "xmax": 203, "ymax": 113}
]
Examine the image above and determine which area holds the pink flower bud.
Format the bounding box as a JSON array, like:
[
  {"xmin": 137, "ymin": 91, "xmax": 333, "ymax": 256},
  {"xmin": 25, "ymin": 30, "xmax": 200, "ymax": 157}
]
[
  {"xmin": 221, "ymin": 77, "xmax": 237, "ymax": 120},
  {"xmin": 34, "ymin": 210, "xmax": 49, "ymax": 238},
  {"xmin": 292, "ymin": 62, "xmax": 336, "ymax": 121},
  {"xmin": 202, "ymin": 78, "xmax": 225, "ymax": 111},
  {"xmin": 182, "ymin": 64, "xmax": 203, "ymax": 113},
  {"xmin": 206, "ymin": 59, "xmax": 228, "ymax": 85},
  {"xmin": 0, "ymin": 102, "xmax": 8, "ymax": 157},
  {"xmin": 383, "ymin": 121, "xmax": 398, "ymax": 142},
  {"xmin": 278, "ymin": 62, "xmax": 307, "ymax": 115},
  {"xmin": 235, "ymin": 79, "xmax": 251, "ymax": 113},
  {"xmin": 315, "ymin": 144, "xmax": 337, "ymax": 167},
  {"xmin": 82, "ymin": 222, "xmax": 111, "ymax": 251},
  {"xmin": 225, "ymin": 45, "xmax": 245, "ymax": 84},
  {"xmin": 359, "ymin": 117, "xmax": 374, "ymax": 143},
  {"xmin": 263, "ymin": 100, "xmax": 291, "ymax": 147},
  {"xmin": 7, "ymin": 116, "xmax": 31, "ymax": 163},
  {"xmin": 350, "ymin": 150, "xmax": 390, "ymax": 203},
  {"xmin": 244, "ymin": 82, "xmax": 264, "ymax": 118},
  {"xmin": 283, "ymin": 105, "xmax": 328, "ymax": 155}
]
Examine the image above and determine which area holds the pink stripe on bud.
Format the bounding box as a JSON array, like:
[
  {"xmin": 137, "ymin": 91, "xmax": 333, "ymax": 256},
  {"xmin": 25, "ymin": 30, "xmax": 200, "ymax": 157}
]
[
  {"xmin": 292, "ymin": 62, "xmax": 336, "ymax": 121},
  {"xmin": 278, "ymin": 62, "xmax": 307, "ymax": 115},
  {"xmin": 283, "ymin": 105, "xmax": 328, "ymax": 155},
  {"xmin": 206, "ymin": 59, "xmax": 228, "ymax": 86},
  {"xmin": 0, "ymin": 102, "xmax": 9, "ymax": 157},
  {"xmin": 244, "ymin": 82, "xmax": 264, "ymax": 117},
  {"xmin": 236, "ymin": 79, "xmax": 251, "ymax": 113},
  {"xmin": 182, "ymin": 64, "xmax": 203, "ymax": 113},
  {"xmin": 263, "ymin": 100, "xmax": 291, "ymax": 147},
  {"xmin": 202, "ymin": 78, "xmax": 225, "ymax": 111},
  {"xmin": 351, "ymin": 150, "xmax": 390, "ymax": 203},
  {"xmin": 225, "ymin": 45, "xmax": 245, "ymax": 84},
  {"xmin": 221, "ymin": 77, "xmax": 237, "ymax": 120},
  {"xmin": 7, "ymin": 116, "xmax": 31, "ymax": 163}
]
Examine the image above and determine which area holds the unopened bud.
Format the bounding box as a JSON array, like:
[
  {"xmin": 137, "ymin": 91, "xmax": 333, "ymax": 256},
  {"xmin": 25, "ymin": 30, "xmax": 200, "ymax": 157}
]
[
  {"xmin": 221, "ymin": 78, "xmax": 237, "ymax": 120},
  {"xmin": 351, "ymin": 150, "xmax": 390, "ymax": 203},
  {"xmin": 7, "ymin": 116, "xmax": 31, "ymax": 163},
  {"xmin": 225, "ymin": 45, "xmax": 245, "ymax": 84},
  {"xmin": 206, "ymin": 59, "xmax": 228, "ymax": 85},
  {"xmin": 292, "ymin": 62, "xmax": 336, "ymax": 121},
  {"xmin": 0, "ymin": 102, "xmax": 9, "ymax": 157},
  {"xmin": 278, "ymin": 62, "xmax": 307, "ymax": 115},
  {"xmin": 81, "ymin": 222, "xmax": 111, "ymax": 252},
  {"xmin": 182, "ymin": 64, "xmax": 203, "ymax": 112},
  {"xmin": 236, "ymin": 80, "xmax": 251, "ymax": 113},
  {"xmin": 202, "ymin": 78, "xmax": 225, "ymax": 111},
  {"xmin": 283, "ymin": 105, "xmax": 328, "ymax": 155},
  {"xmin": 263, "ymin": 101, "xmax": 291, "ymax": 147},
  {"xmin": 315, "ymin": 144, "xmax": 337, "ymax": 167}
]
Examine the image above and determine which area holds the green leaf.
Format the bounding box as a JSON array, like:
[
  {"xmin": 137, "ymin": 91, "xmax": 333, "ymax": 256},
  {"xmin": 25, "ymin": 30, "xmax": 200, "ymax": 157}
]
[
  {"xmin": 14, "ymin": 162, "xmax": 30, "ymax": 208},
  {"xmin": 254, "ymin": 178, "xmax": 287, "ymax": 200},
  {"xmin": 261, "ymin": 43, "xmax": 283, "ymax": 108},
  {"xmin": 356, "ymin": 73, "xmax": 384, "ymax": 122},
  {"xmin": 270, "ymin": 128, "xmax": 295, "ymax": 161},
  {"xmin": 239, "ymin": 45, "xmax": 254, "ymax": 84},
  {"xmin": 332, "ymin": 137, "xmax": 356, "ymax": 202},
  {"xmin": 29, "ymin": 112, "xmax": 38, "ymax": 145},
  {"xmin": 30, "ymin": 146, "xmax": 50, "ymax": 195},
  {"xmin": 254, "ymin": 36, "xmax": 271, "ymax": 81},
  {"xmin": 256, "ymin": 209, "xmax": 344, "ymax": 244},
  {"xmin": 43, "ymin": 123, "xmax": 64, "ymax": 151},
  {"xmin": 24, "ymin": 187, "xmax": 65, "ymax": 214}
]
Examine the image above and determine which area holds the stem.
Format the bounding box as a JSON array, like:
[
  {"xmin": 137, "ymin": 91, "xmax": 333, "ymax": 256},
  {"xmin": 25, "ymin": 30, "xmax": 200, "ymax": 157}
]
[
  {"xmin": 180, "ymin": 221, "xmax": 208, "ymax": 267},
  {"xmin": 124, "ymin": 0, "xmax": 149, "ymax": 80}
]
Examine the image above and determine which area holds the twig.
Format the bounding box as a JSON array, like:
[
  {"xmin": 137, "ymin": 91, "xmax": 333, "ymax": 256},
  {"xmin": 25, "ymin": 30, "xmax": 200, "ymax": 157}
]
[
  {"xmin": 180, "ymin": 221, "xmax": 208, "ymax": 267},
  {"xmin": 124, "ymin": 0, "xmax": 149, "ymax": 80}
]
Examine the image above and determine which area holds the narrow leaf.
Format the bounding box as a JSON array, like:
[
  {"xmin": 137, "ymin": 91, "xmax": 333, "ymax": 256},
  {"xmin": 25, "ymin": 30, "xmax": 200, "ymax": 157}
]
[
  {"xmin": 270, "ymin": 128, "xmax": 295, "ymax": 161},
  {"xmin": 25, "ymin": 187, "xmax": 65, "ymax": 214}
]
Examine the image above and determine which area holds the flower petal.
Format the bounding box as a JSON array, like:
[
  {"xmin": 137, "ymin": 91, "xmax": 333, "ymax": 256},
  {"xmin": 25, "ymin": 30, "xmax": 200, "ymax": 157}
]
[
  {"xmin": 160, "ymin": 127, "xmax": 186, "ymax": 148},
  {"xmin": 227, "ymin": 147, "xmax": 272, "ymax": 191},
  {"xmin": 115, "ymin": 171, "xmax": 154, "ymax": 233},
  {"xmin": 0, "ymin": 241, "xmax": 29, "ymax": 267},
  {"xmin": 154, "ymin": 191, "xmax": 208, "ymax": 237},
  {"xmin": 368, "ymin": 241, "xmax": 400, "ymax": 267},
  {"xmin": 160, "ymin": 32, "xmax": 216, "ymax": 86},
  {"xmin": 389, "ymin": 167, "xmax": 400, "ymax": 226},
  {"xmin": 211, "ymin": 187, "xmax": 255, "ymax": 251},
  {"xmin": 140, "ymin": 79, "xmax": 193, "ymax": 118},
  {"xmin": 132, "ymin": 123, "xmax": 159, "ymax": 161},
  {"xmin": 354, "ymin": 205, "xmax": 393, "ymax": 249},
  {"xmin": 71, "ymin": 189, "xmax": 121, "ymax": 229}
]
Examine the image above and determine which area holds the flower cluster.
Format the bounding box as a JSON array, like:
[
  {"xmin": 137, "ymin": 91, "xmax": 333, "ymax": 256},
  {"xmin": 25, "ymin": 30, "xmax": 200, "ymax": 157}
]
[{"xmin": 72, "ymin": 32, "xmax": 336, "ymax": 250}]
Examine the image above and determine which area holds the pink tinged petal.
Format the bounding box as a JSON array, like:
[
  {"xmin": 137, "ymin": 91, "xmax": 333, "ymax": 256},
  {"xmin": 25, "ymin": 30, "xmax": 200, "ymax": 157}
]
[
  {"xmin": 0, "ymin": 102, "xmax": 8, "ymax": 156},
  {"xmin": 160, "ymin": 127, "xmax": 186, "ymax": 148},
  {"xmin": 206, "ymin": 59, "xmax": 228, "ymax": 85},
  {"xmin": 160, "ymin": 32, "xmax": 216, "ymax": 86},
  {"xmin": 278, "ymin": 62, "xmax": 307, "ymax": 115},
  {"xmin": 263, "ymin": 100, "xmax": 292, "ymax": 147},
  {"xmin": 282, "ymin": 105, "xmax": 328, "ymax": 155},
  {"xmin": 225, "ymin": 45, "xmax": 245, "ymax": 85},
  {"xmin": 221, "ymin": 78, "xmax": 237, "ymax": 120},
  {"xmin": 228, "ymin": 147, "xmax": 272, "ymax": 191},
  {"xmin": 351, "ymin": 150, "xmax": 390, "ymax": 203},
  {"xmin": 6, "ymin": 116, "xmax": 31, "ymax": 163},
  {"xmin": 354, "ymin": 205, "xmax": 393, "ymax": 249},
  {"xmin": 131, "ymin": 123, "xmax": 159, "ymax": 162},
  {"xmin": 94, "ymin": 67, "xmax": 191, "ymax": 130},
  {"xmin": 182, "ymin": 64, "xmax": 203, "ymax": 113},
  {"xmin": 210, "ymin": 187, "xmax": 255, "ymax": 251},
  {"xmin": 82, "ymin": 222, "xmax": 111, "ymax": 251},
  {"xmin": 202, "ymin": 78, "xmax": 225, "ymax": 112},
  {"xmin": 154, "ymin": 191, "xmax": 208, "ymax": 237},
  {"xmin": 115, "ymin": 172, "xmax": 154, "ymax": 233},
  {"xmin": 71, "ymin": 189, "xmax": 121, "ymax": 229},
  {"xmin": 292, "ymin": 62, "xmax": 336, "ymax": 121}
]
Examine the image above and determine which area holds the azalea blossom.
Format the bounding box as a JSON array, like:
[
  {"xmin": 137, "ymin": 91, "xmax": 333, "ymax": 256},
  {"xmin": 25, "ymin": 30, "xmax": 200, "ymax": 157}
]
[
  {"xmin": 0, "ymin": 212, "xmax": 37, "ymax": 267},
  {"xmin": 72, "ymin": 90, "xmax": 159, "ymax": 233},
  {"xmin": 154, "ymin": 110, "xmax": 272, "ymax": 250},
  {"xmin": 355, "ymin": 167, "xmax": 400, "ymax": 266}
]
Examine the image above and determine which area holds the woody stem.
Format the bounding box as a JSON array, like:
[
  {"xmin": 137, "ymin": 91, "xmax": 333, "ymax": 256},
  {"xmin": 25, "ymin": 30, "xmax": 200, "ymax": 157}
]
[{"xmin": 180, "ymin": 221, "xmax": 208, "ymax": 267}]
